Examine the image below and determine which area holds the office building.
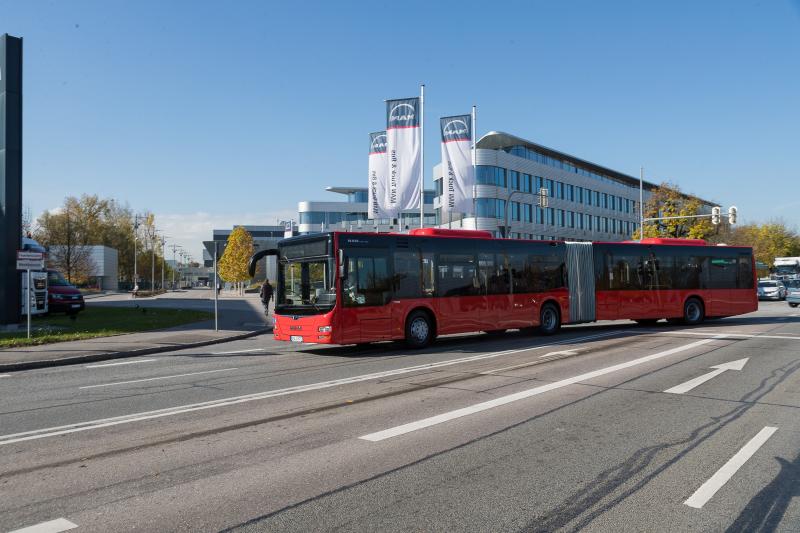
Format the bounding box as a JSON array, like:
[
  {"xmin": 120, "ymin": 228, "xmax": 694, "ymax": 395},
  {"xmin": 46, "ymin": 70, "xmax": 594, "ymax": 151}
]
[{"xmin": 434, "ymin": 131, "xmax": 714, "ymax": 240}]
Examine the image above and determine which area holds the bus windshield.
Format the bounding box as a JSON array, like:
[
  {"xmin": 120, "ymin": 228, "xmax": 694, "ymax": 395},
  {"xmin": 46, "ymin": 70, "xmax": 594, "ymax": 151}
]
[
  {"xmin": 277, "ymin": 237, "xmax": 336, "ymax": 315},
  {"xmin": 774, "ymin": 265, "xmax": 799, "ymax": 275}
]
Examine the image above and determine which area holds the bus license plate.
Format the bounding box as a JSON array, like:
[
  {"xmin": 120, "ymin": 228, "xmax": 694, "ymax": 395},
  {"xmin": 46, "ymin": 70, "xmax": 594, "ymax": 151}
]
[{"xmin": 290, "ymin": 335, "xmax": 303, "ymax": 343}]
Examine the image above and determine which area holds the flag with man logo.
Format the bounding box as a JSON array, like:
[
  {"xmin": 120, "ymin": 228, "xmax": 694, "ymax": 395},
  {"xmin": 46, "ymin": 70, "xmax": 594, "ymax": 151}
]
[
  {"xmin": 386, "ymin": 97, "xmax": 421, "ymax": 216},
  {"xmin": 440, "ymin": 114, "xmax": 474, "ymax": 216},
  {"xmin": 368, "ymin": 131, "xmax": 390, "ymax": 219}
]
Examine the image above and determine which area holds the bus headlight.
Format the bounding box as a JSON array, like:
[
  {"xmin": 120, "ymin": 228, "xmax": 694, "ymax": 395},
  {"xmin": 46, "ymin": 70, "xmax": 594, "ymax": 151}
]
[{"xmin": 318, "ymin": 326, "xmax": 332, "ymax": 333}]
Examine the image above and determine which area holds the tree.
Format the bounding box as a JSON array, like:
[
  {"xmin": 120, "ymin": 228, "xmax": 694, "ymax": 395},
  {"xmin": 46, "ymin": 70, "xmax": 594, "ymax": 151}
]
[
  {"xmin": 632, "ymin": 182, "xmax": 714, "ymax": 240},
  {"xmin": 218, "ymin": 227, "xmax": 254, "ymax": 294},
  {"xmin": 35, "ymin": 201, "xmax": 94, "ymax": 283},
  {"xmin": 725, "ymin": 221, "xmax": 800, "ymax": 267}
]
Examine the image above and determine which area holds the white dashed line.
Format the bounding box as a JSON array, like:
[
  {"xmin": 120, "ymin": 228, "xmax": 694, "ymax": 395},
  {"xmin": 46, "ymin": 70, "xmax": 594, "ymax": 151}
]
[
  {"xmin": 85, "ymin": 358, "xmax": 157, "ymax": 368},
  {"xmin": 0, "ymin": 330, "xmax": 634, "ymax": 446},
  {"xmin": 80, "ymin": 368, "xmax": 239, "ymax": 389},
  {"xmin": 684, "ymin": 426, "xmax": 778, "ymax": 509},
  {"xmin": 212, "ymin": 348, "xmax": 269, "ymax": 355},
  {"xmin": 360, "ymin": 336, "xmax": 724, "ymax": 442},
  {"xmin": 7, "ymin": 517, "xmax": 78, "ymax": 533}
]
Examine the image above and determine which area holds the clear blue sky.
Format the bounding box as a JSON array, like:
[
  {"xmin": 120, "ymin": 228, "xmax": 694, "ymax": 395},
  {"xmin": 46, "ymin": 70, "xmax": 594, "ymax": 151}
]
[{"xmin": 4, "ymin": 0, "xmax": 800, "ymax": 259}]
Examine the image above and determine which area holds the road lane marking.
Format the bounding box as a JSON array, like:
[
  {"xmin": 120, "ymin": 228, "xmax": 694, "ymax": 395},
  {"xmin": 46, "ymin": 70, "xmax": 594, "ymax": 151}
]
[
  {"xmin": 79, "ymin": 368, "xmax": 239, "ymax": 389},
  {"xmin": 684, "ymin": 426, "xmax": 778, "ymax": 509},
  {"xmin": 8, "ymin": 518, "xmax": 78, "ymax": 533},
  {"xmin": 663, "ymin": 331, "xmax": 800, "ymax": 341},
  {"xmin": 0, "ymin": 330, "xmax": 634, "ymax": 446},
  {"xmin": 539, "ymin": 349, "xmax": 578, "ymax": 359},
  {"xmin": 0, "ymin": 374, "xmax": 11, "ymax": 377},
  {"xmin": 359, "ymin": 336, "xmax": 725, "ymax": 442},
  {"xmin": 212, "ymin": 348, "xmax": 270, "ymax": 355},
  {"xmin": 664, "ymin": 358, "xmax": 749, "ymax": 395},
  {"xmin": 85, "ymin": 358, "xmax": 157, "ymax": 368},
  {"xmin": 480, "ymin": 350, "xmax": 580, "ymax": 375}
]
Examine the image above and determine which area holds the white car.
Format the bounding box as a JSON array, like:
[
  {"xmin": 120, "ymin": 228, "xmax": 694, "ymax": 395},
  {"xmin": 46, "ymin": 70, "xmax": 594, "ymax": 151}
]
[
  {"xmin": 758, "ymin": 280, "xmax": 787, "ymax": 301},
  {"xmin": 784, "ymin": 279, "xmax": 800, "ymax": 308}
]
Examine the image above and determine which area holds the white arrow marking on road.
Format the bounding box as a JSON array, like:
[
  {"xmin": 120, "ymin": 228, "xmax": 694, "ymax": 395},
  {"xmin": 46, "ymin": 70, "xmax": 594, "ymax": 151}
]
[
  {"xmin": 664, "ymin": 358, "xmax": 749, "ymax": 395},
  {"xmin": 360, "ymin": 336, "xmax": 726, "ymax": 442},
  {"xmin": 684, "ymin": 426, "xmax": 778, "ymax": 509},
  {"xmin": 7, "ymin": 517, "xmax": 78, "ymax": 533}
]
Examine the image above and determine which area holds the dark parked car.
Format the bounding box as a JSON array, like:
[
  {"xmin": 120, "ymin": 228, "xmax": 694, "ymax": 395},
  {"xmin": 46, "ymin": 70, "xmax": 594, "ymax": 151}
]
[{"xmin": 47, "ymin": 270, "xmax": 85, "ymax": 315}]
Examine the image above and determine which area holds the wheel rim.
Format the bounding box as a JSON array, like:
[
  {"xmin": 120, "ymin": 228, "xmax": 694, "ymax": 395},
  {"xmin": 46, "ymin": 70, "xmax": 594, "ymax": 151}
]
[
  {"xmin": 410, "ymin": 317, "xmax": 429, "ymax": 343},
  {"xmin": 542, "ymin": 308, "xmax": 557, "ymax": 330},
  {"xmin": 686, "ymin": 302, "xmax": 701, "ymax": 322}
]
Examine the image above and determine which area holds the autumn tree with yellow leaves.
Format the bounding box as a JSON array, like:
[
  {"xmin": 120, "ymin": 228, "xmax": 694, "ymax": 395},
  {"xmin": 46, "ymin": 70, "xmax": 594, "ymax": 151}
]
[
  {"xmin": 632, "ymin": 182, "xmax": 714, "ymax": 241},
  {"xmin": 218, "ymin": 226, "xmax": 254, "ymax": 294}
]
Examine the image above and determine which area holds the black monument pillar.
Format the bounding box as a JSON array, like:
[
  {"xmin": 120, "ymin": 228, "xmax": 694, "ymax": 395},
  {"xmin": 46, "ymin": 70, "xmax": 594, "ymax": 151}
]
[{"xmin": 0, "ymin": 34, "xmax": 23, "ymax": 326}]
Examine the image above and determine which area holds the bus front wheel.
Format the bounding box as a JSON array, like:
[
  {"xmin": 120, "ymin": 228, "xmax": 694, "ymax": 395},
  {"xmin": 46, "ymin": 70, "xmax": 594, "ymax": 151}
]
[
  {"xmin": 405, "ymin": 311, "xmax": 434, "ymax": 349},
  {"xmin": 539, "ymin": 303, "xmax": 561, "ymax": 336},
  {"xmin": 683, "ymin": 298, "xmax": 705, "ymax": 325}
]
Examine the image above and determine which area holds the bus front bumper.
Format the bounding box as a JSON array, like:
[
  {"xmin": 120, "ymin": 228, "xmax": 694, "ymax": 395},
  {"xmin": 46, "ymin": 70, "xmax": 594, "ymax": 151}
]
[{"xmin": 273, "ymin": 314, "xmax": 334, "ymax": 344}]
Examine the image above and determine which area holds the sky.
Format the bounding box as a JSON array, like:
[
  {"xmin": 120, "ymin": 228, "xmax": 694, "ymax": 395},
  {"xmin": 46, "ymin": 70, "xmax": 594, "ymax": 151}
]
[{"xmin": 3, "ymin": 0, "xmax": 800, "ymax": 260}]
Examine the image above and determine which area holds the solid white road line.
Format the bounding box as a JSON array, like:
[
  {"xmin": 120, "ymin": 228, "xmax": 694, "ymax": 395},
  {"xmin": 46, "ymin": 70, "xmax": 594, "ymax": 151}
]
[
  {"xmin": 85, "ymin": 358, "xmax": 157, "ymax": 368},
  {"xmin": 212, "ymin": 348, "xmax": 269, "ymax": 355},
  {"xmin": 684, "ymin": 426, "xmax": 778, "ymax": 509},
  {"xmin": 663, "ymin": 331, "xmax": 800, "ymax": 341},
  {"xmin": 359, "ymin": 336, "xmax": 725, "ymax": 442},
  {"xmin": 480, "ymin": 350, "xmax": 581, "ymax": 375},
  {"xmin": 7, "ymin": 517, "xmax": 78, "ymax": 533},
  {"xmin": 0, "ymin": 330, "xmax": 633, "ymax": 446},
  {"xmin": 664, "ymin": 358, "xmax": 749, "ymax": 395},
  {"xmin": 0, "ymin": 374, "xmax": 11, "ymax": 377},
  {"xmin": 79, "ymin": 368, "xmax": 239, "ymax": 389}
]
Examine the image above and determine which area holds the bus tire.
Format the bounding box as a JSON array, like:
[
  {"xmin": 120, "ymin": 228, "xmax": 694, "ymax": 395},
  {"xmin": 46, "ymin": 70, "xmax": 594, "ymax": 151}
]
[
  {"xmin": 683, "ymin": 298, "xmax": 705, "ymax": 325},
  {"xmin": 539, "ymin": 303, "xmax": 561, "ymax": 336},
  {"xmin": 789, "ymin": 303, "xmax": 798, "ymax": 308},
  {"xmin": 405, "ymin": 310, "xmax": 434, "ymax": 349}
]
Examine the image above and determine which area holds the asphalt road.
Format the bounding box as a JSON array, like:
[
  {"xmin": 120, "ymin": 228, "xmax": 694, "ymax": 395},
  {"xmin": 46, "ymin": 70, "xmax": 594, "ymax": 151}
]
[{"xmin": 2, "ymin": 301, "xmax": 800, "ymax": 532}]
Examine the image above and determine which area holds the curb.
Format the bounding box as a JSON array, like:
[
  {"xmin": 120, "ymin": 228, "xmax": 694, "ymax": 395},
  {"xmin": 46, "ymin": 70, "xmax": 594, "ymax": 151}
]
[{"xmin": 0, "ymin": 327, "xmax": 272, "ymax": 373}]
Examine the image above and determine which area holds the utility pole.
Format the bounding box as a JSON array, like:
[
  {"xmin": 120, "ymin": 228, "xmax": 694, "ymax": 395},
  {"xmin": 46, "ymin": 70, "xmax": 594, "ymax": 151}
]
[
  {"xmin": 160, "ymin": 237, "xmax": 166, "ymax": 291},
  {"xmin": 170, "ymin": 244, "xmax": 181, "ymax": 290},
  {"xmin": 132, "ymin": 214, "xmax": 142, "ymax": 295}
]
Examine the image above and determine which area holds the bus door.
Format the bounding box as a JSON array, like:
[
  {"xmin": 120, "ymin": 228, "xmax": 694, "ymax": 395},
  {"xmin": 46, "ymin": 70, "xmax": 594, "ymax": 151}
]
[
  {"xmin": 340, "ymin": 249, "xmax": 393, "ymax": 342},
  {"xmin": 391, "ymin": 246, "xmax": 435, "ymax": 339},
  {"xmin": 594, "ymin": 248, "xmax": 620, "ymax": 320},
  {"xmin": 434, "ymin": 251, "xmax": 485, "ymax": 334}
]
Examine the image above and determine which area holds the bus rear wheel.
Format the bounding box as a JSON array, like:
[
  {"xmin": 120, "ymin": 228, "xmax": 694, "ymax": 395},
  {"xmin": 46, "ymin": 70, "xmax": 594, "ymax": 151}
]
[
  {"xmin": 405, "ymin": 310, "xmax": 434, "ymax": 349},
  {"xmin": 539, "ymin": 303, "xmax": 561, "ymax": 336},
  {"xmin": 683, "ymin": 298, "xmax": 705, "ymax": 325}
]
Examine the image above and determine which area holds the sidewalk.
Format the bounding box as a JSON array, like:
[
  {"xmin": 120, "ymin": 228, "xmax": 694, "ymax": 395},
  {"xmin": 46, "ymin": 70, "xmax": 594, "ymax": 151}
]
[
  {"xmin": 0, "ymin": 291, "xmax": 274, "ymax": 372},
  {"xmin": 0, "ymin": 320, "xmax": 271, "ymax": 372}
]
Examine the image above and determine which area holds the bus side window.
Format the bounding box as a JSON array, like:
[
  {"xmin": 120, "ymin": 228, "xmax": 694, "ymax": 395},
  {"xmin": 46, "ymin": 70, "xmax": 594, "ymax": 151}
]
[
  {"xmin": 738, "ymin": 254, "xmax": 754, "ymax": 289},
  {"xmin": 344, "ymin": 253, "xmax": 391, "ymax": 307},
  {"xmin": 393, "ymin": 250, "xmax": 422, "ymax": 299}
]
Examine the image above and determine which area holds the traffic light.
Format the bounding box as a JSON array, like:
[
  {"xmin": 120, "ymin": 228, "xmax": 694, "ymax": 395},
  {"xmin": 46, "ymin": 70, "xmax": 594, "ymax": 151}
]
[
  {"xmin": 711, "ymin": 206, "xmax": 721, "ymax": 225},
  {"xmin": 728, "ymin": 206, "xmax": 737, "ymax": 225}
]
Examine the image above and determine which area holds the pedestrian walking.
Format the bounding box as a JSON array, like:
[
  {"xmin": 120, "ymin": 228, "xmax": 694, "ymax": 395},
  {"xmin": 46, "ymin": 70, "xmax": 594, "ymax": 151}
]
[
  {"xmin": 216, "ymin": 282, "xmax": 222, "ymax": 296},
  {"xmin": 132, "ymin": 283, "xmax": 139, "ymax": 299},
  {"xmin": 260, "ymin": 279, "xmax": 273, "ymax": 318}
]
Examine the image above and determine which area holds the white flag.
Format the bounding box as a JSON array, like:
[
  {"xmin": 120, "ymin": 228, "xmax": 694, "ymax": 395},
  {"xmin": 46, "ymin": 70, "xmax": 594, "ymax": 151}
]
[
  {"xmin": 440, "ymin": 115, "xmax": 475, "ymax": 216},
  {"xmin": 368, "ymin": 131, "xmax": 390, "ymax": 219},
  {"xmin": 386, "ymin": 97, "xmax": 421, "ymax": 217}
]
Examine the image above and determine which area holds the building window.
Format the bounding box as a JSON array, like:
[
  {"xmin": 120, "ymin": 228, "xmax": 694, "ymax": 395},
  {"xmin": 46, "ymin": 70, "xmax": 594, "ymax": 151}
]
[
  {"xmin": 566, "ymin": 184, "xmax": 574, "ymax": 202},
  {"xmin": 523, "ymin": 203, "xmax": 533, "ymax": 223},
  {"xmin": 547, "ymin": 208, "xmax": 555, "ymax": 226},
  {"xmin": 568, "ymin": 211, "xmax": 575, "ymax": 228},
  {"xmin": 536, "ymin": 207, "xmax": 544, "ymax": 224},
  {"xmin": 595, "ymin": 215, "xmax": 601, "ymax": 231},
  {"xmin": 476, "ymin": 166, "xmax": 507, "ymax": 187},
  {"xmin": 509, "ymin": 170, "xmax": 520, "ymax": 190},
  {"xmin": 522, "ymin": 174, "xmax": 532, "ymax": 193},
  {"xmin": 535, "ymin": 176, "xmax": 543, "ymax": 192},
  {"xmin": 546, "ymin": 179, "xmax": 555, "ymax": 197},
  {"xmin": 586, "ymin": 214, "xmax": 592, "ymax": 231},
  {"xmin": 610, "ymin": 195, "xmax": 616, "ymax": 211},
  {"xmin": 585, "ymin": 189, "xmax": 593, "ymax": 206},
  {"xmin": 576, "ymin": 186, "xmax": 583, "ymax": 204},
  {"xmin": 557, "ymin": 209, "xmax": 565, "ymax": 227},
  {"xmin": 602, "ymin": 193, "xmax": 609, "ymax": 209},
  {"xmin": 556, "ymin": 182, "xmax": 564, "ymax": 199},
  {"xmin": 603, "ymin": 217, "xmax": 609, "ymax": 232},
  {"xmin": 618, "ymin": 196, "xmax": 623, "ymax": 212},
  {"xmin": 593, "ymin": 190, "xmax": 600, "ymax": 207},
  {"xmin": 511, "ymin": 201, "xmax": 521, "ymax": 221}
]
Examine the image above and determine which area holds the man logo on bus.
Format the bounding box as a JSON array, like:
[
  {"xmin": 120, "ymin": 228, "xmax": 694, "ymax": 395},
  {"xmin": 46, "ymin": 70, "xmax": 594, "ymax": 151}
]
[
  {"xmin": 389, "ymin": 102, "xmax": 417, "ymax": 126},
  {"xmin": 442, "ymin": 119, "xmax": 470, "ymax": 141},
  {"xmin": 370, "ymin": 134, "xmax": 387, "ymax": 154}
]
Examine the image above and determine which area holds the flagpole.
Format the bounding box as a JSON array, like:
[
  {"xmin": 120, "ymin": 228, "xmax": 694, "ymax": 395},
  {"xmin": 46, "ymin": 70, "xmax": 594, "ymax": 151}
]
[
  {"xmin": 419, "ymin": 84, "xmax": 425, "ymax": 228},
  {"xmin": 472, "ymin": 105, "xmax": 477, "ymax": 230}
]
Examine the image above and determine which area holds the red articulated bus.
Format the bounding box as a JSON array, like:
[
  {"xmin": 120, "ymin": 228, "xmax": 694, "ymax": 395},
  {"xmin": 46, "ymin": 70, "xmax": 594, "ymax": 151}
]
[{"xmin": 260, "ymin": 229, "xmax": 756, "ymax": 348}]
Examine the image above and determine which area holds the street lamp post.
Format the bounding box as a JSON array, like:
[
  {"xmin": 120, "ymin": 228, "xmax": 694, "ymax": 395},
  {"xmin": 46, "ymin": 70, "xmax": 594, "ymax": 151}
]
[
  {"xmin": 504, "ymin": 190, "xmax": 524, "ymax": 239},
  {"xmin": 132, "ymin": 214, "xmax": 142, "ymax": 295}
]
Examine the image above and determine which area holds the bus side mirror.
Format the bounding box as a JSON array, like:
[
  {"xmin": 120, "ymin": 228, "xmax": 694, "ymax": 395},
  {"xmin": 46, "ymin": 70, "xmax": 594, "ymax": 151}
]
[{"xmin": 338, "ymin": 249, "xmax": 345, "ymax": 278}]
